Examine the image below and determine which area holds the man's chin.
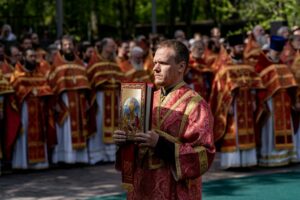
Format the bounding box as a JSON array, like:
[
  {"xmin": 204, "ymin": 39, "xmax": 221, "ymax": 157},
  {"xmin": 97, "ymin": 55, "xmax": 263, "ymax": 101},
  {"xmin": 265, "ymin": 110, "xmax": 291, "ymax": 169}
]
[{"xmin": 154, "ymin": 80, "xmax": 164, "ymax": 87}]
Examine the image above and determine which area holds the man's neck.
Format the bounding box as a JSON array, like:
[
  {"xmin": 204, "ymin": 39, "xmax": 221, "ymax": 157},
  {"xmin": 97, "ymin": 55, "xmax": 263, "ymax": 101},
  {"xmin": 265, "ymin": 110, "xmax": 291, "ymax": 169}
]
[{"xmin": 161, "ymin": 80, "xmax": 184, "ymax": 96}]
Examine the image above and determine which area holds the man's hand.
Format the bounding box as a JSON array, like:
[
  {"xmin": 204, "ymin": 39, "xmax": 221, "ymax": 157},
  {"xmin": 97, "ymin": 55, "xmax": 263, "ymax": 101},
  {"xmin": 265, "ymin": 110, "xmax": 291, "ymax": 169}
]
[
  {"xmin": 134, "ymin": 130, "xmax": 159, "ymax": 148},
  {"xmin": 113, "ymin": 130, "xmax": 127, "ymax": 145}
]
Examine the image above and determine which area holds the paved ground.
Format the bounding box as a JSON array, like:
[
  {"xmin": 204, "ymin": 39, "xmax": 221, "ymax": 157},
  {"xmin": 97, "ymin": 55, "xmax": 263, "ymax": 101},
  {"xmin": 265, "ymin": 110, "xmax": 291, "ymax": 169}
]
[{"xmin": 1, "ymin": 154, "xmax": 300, "ymax": 200}]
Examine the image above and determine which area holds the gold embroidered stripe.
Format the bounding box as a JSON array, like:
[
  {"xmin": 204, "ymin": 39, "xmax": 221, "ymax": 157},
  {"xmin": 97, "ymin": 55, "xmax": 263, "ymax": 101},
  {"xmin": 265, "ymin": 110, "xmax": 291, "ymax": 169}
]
[
  {"xmin": 260, "ymin": 151, "xmax": 296, "ymax": 160},
  {"xmin": 125, "ymin": 69, "xmax": 136, "ymax": 76},
  {"xmin": 50, "ymin": 64, "xmax": 86, "ymax": 79},
  {"xmin": 259, "ymin": 64, "xmax": 288, "ymax": 77},
  {"xmin": 217, "ymin": 65, "xmax": 255, "ymax": 77},
  {"xmin": 154, "ymin": 129, "xmax": 181, "ymax": 144},
  {"xmin": 174, "ymin": 143, "xmax": 182, "ymax": 181},
  {"xmin": 228, "ymin": 77, "xmax": 262, "ymax": 84},
  {"xmin": 87, "ymin": 62, "xmax": 120, "ymax": 74},
  {"xmin": 263, "ymin": 74, "xmax": 295, "ymax": 88},
  {"xmin": 91, "ymin": 71, "xmax": 124, "ymax": 85},
  {"xmin": 54, "ymin": 75, "xmax": 89, "ymax": 86},
  {"xmin": 0, "ymin": 88, "xmax": 14, "ymax": 95},
  {"xmin": 156, "ymin": 81, "xmax": 186, "ymax": 127},
  {"xmin": 223, "ymin": 130, "xmax": 254, "ymax": 139},
  {"xmin": 221, "ymin": 143, "xmax": 256, "ymax": 152},
  {"xmin": 194, "ymin": 146, "xmax": 208, "ymax": 175},
  {"xmin": 275, "ymin": 144, "xmax": 294, "ymax": 150},
  {"xmin": 13, "ymin": 76, "xmax": 46, "ymax": 82},
  {"xmin": 159, "ymin": 90, "xmax": 194, "ymax": 128},
  {"xmin": 179, "ymin": 95, "xmax": 202, "ymax": 135},
  {"xmin": 0, "ymin": 79, "xmax": 9, "ymax": 84},
  {"xmin": 160, "ymin": 81, "xmax": 186, "ymax": 107}
]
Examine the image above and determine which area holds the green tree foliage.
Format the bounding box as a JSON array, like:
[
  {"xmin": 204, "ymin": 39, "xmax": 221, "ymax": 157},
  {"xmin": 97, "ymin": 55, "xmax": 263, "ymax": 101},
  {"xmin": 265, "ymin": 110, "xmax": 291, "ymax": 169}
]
[
  {"xmin": 238, "ymin": 0, "xmax": 300, "ymax": 30},
  {"xmin": 0, "ymin": 0, "xmax": 299, "ymax": 39}
]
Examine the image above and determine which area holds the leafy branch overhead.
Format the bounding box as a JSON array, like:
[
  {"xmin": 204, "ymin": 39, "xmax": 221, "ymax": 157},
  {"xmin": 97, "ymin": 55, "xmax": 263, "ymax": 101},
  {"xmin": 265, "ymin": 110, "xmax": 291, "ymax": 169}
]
[{"xmin": 0, "ymin": 0, "xmax": 299, "ymax": 39}]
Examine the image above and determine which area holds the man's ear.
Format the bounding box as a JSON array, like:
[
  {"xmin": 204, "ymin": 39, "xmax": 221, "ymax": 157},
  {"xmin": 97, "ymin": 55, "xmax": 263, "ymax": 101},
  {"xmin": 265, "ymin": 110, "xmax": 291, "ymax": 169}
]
[{"xmin": 178, "ymin": 61, "xmax": 186, "ymax": 73}]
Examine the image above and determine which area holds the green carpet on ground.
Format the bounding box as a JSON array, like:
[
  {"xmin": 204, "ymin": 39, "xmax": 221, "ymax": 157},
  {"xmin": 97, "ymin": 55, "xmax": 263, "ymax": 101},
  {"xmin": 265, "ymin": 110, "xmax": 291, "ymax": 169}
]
[{"xmin": 89, "ymin": 171, "xmax": 300, "ymax": 200}]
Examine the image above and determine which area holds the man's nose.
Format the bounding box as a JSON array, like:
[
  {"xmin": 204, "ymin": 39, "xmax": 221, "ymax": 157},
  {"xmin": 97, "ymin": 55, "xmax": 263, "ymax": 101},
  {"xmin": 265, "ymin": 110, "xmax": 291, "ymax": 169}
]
[{"xmin": 153, "ymin": 63, "xmax": 160, "ymax": 72}]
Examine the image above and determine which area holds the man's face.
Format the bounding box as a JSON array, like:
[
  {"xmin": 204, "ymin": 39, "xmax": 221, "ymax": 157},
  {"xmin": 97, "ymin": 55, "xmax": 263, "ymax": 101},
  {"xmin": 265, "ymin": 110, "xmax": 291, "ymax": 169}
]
[
  {"xmin": 31, "ymin": 34, "xmax": 39, "ymax": 45},
  {"xmin": 119, "ymin": 42, "xmax": 129, "ymax": 57},
  {"xmin": 292, "ymin": 36, "xmax": 300, "ymax": 50},
  {"xmin": 131, "ymin": 51, "xmax": 143, "ymax": 65},
  {"xmin": 269, "ymin": 49, "xmax": 281, "ymax": 61},
  {"xmin": 130, "ymin": 51, "xmax": 144, "ymax": 70},
  {"xmin": 254, "ymin": 26, "xmax": 264, "ymax": 37},
  {"xmin": 11, "ymin": 47, "xmax": 22, "ymax": 63},
  {"xmin": 104, "ymin": 39, "xmax": 116, "ymax": 55},
  {"xmin": 282, "ymin": 30, "xmax": 290, "ymax": 39},
  {"xmin": 211, "ymin": 28, "xmax": 221, "ymax": 39},
  {"xmin": 22, "ymin": 39, "xmax": 32, "ymax": 50},
  {"xmin": 233, "ymin": 44, "xmax": 244, "ymax": 57},
  {"xmin": 62, "ymin": 39, "xmax": 74, "ymax": 54},
  {"xmin": 191, "ymin": 43, "xmax": 204, "ymax": 59},
  {"xmin": 84, "ymin": 47, "xmax": 94, "ymax": 60},
  {"xmin": 25, "ymin": 50, "xmax": 37, "ymax": 65},
  {"xmin": 292, "ymin": 31, "xmax": 300, "ymax": 50},
  {"xmin": 175, "ymin": 31, "xmax": 185, "ymax": 41},
  {"xmin": 153, "ymin": 47, "xmax": 184, "ymax": 87}
]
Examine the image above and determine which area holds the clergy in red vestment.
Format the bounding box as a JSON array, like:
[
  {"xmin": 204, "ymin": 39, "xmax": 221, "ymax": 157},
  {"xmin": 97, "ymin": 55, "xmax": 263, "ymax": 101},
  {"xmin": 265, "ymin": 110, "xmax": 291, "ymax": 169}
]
[
  {"xmin": 30, "ymin": 33, "xmax": 52, "ymax": 77},
  {"xmin": 87, "ymin": 38, "xmax": 124, "ymax": 164},
  {"xmin": 116, "ymin": 41, "xmax": 130, "ymax": 71},
  {"xmin": 0, "ymin": 44, "xmax": 21, "ymax": 165},
  {"xmin": 0, "ymin": 69, "xmax": 15, "ymax": 174},
  {"xmin": 185, "ymin": 40, "xmax": 213, "ymax": 101},
  {"xmin": 288, "ymin": 28, "xmax": 300, "ymax": 162},
  {"xmin": 10, "ymin": 48, "xmax": 55, "ymax": 169},
  {"xmin": 280, "ymin": 27, "xmax": 300, "ymax": 67},
  {"xmin": 255, "ymin": 36, "xmax": 297, "ymax": 167},
  {"xmin": 0, "ymin": 43, "xmax": 15, "ymax": 81},
  {"xmin": 210, "ymin": 34, "xmax": 264, "ymax": 169},
  {"xmin": 203, "ymin": 38, "xmax": 220, "ymax": 71},
  {"xmin": 114, "ymin": 40, "xmax": 215, "ymax": 200},
  {"xmin": 122, "ymin": 46, "xmax": 153, "ymax": 83},
  {"xmin": 49, "ymin": 35, "xmax": 91, "ymax": 164},
  {"xmin": 137, "ymin": 35, "xmax": 154, "ymax": 72},
  {"xmin": 244, "ymin": 25, "xmax": 268, "ymax": 66}
]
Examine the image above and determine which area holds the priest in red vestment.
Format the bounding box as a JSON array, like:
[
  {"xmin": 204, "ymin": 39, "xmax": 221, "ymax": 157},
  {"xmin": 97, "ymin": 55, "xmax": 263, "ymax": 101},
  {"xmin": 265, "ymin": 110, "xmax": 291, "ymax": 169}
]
[
  {"xmin": 210, "ymin": 34, "xmax": 264, "ymax": 169},
  {"xmin": 0, "ymin": 69, "xmax": 15, "ymax": 174},
  {"xmin": 87, "ymin": 38, "xmax": 124, "ymax": 164},
  {"xmin": 0, "ymin": 43, "xmax": 21, "ymax": 168},
  {"xmin": 288, "ymin": 28, "xmax": 300, "ymax": 162},
  {"xmin": 114, "ymin": 40, "xmax": 215, "ymax": 200},
  {"xmin": 255, "ymin": 36, "xmax": 297, "ymax": 167},
  {"xmin": 49, "ymin": 35, "xmax": 91, "ymax": 164},
  {"xmin": 185, "ymin": 40, "xmax": 213, "ymax": 101},
  {"xmin": 121, "ymin": 46, "xmax": 153, "ymax": 83},
  {"xmin": 10, "ymin": 48, "xmax": 55, "ymax": 169},
  {"xmin": 280, "ymin": 27, "xmax": 300, "ymax": 66}
]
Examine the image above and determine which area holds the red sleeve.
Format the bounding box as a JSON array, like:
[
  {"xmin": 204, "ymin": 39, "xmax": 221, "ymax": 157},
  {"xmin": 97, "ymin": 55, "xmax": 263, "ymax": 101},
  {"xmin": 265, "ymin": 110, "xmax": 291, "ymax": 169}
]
[{"xmin": 172, "ymin": 97, "xmax": 215, "ymax": 181}]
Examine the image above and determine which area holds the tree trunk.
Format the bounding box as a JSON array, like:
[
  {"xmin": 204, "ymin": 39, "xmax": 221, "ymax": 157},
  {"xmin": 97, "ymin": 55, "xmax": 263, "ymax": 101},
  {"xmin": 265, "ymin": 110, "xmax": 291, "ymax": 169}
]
[
  {"xmin": 90, "ymin": 0, "xmax": 98, "ymax": 41},
  {"xmin": 125, "ymin": 0, "xmax": 136, "ymax": 38},
  {"xmin": 169, "ymin": 0, "xmax": 178, "ymax": 37},
  {"xmin": 117, "ymin": 0, "xmax": 124, "ymax": 38},
  {"xmin": 184, "ymin": 0, "xmax": 194, "ymax": 38}
]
